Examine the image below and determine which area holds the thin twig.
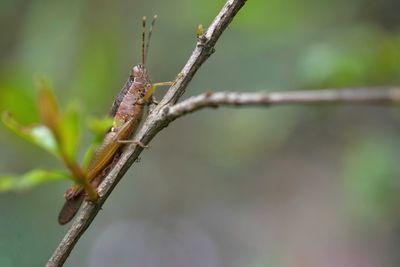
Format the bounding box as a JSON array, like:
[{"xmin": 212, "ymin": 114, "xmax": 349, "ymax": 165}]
[
  {"xmin": 158, "ymin": 0, "xmax": 248, "ymax": 106},
  {"xmin": 46, "ymin": 0, "xmax": 247, "ymax": 266},
  {"xmin": 165, "ymin": 88, "xmax": 400, "ymax": 119}
]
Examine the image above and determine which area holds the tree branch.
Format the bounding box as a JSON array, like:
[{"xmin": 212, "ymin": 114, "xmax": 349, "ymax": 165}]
[
  {"xmin": 165, "ymin": 88, "xmax": 400, "ymax": 120},
  {"xmin": 46, "ymin": 0, "xmax": 247, "ymax": 266},
  {"xmin": 47, "ymin": 0, "xmax": 400, "ymax": 265}
]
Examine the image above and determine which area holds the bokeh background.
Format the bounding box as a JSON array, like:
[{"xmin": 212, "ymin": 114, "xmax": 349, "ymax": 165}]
[{"xmin": 1, "ymin": 0, "xmax": 400, "ymax": 266}]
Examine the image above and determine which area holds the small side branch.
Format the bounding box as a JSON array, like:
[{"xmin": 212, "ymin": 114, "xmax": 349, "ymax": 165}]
[
  {"xmin": 159, "ymin": 0, "xmax": 247, "ymax": 106},
  {"xmin": 165, "ymin": 88, "xmax": 400, "ymax": 120}
]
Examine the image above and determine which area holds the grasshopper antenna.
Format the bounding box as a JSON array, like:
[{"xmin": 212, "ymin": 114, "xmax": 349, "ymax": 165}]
[
  {"xmin": 144, "ymin": 15, "xmax": 157, "ymax": 65},
  {"xmin": 141, "ymin": 16, "xmax": 146, "ymax": 65}
]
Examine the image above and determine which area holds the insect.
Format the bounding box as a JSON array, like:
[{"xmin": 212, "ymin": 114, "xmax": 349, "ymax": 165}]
[{"xmin": 58, "ymin": 15, "xmax": 173, "ymax": 225}]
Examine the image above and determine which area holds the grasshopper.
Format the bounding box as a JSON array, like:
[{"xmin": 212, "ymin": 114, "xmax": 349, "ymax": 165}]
[{"xmin": 58, "ymin": 15, "xmax": 173, "ymax": 225}]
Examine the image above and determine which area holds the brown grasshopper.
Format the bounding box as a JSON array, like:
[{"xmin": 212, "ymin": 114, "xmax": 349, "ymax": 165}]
[{"xmin": 58, "ymin": 15, "xmax": 173, "ymax": 225}]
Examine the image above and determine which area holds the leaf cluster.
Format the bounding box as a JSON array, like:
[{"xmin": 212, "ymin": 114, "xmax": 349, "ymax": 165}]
[{"xmin": 0, "ymin": 77, "xmax": 113, "ymax": 192}]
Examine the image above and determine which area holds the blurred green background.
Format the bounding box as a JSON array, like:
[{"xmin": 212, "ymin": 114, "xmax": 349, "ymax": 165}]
[{"xmin": 1, "ymin": 0, "xmax": 400, "ymax": 266}]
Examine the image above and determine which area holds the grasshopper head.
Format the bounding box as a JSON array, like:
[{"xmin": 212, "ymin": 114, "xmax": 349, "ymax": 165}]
[
  {"xmin": 132, "ymin": 64, "xmax": 147, "ymax": 77},
  {"xmin": 130, "ymin": 15, "xmax": 158, "ymax": 101},
  {"xmin": 131, "ymin": 64, "xmax": 152, "ymax": 101}
]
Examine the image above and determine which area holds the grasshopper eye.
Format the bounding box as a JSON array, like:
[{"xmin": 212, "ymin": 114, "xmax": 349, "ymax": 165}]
[{"xmin": 132, "ymin": 64, "xmax": 146, "ymax": 77}]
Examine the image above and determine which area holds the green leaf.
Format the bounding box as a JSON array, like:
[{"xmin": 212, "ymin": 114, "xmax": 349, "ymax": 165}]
[
  {"xmin": 36, "ymin": 77, "xmax": 62, "ymax": 141},
  {"xmin": 82, "ymin": 116, "xmax": 113, "ymax": 170},
  {"xmin": 59, "ymin": 106, "xmax": 80, "ymax": 160},
  {"xmin": 87, "ymin": 116, "xmax": 113, "ymax": 138},
  {"xmin": 0, "ymin": 169, "xmax": 70, "ymax": 192},
  {"xmin": 82, "ymin": 142, "xmax": 100, "ymax": 171},
  {"xmin": 2, "ymin": 112, "xmax": 59, "ymax": 156},
  {"xmin": 36, "ymin": 78, "xmax": 82, "ymax": 162}
]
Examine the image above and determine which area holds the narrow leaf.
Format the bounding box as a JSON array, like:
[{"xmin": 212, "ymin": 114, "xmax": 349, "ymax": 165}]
[
  {"xmin": 87, "ymin": 116, "xmax": 114, "ymax": 138},
  {"xmin": 36, "ymin": 77, "xmax": 62, "ymax": 141},
  {"xmin": 2, "ymin": 112, "xmax": 59, "ymax": 156},
  {"xmin": 82, "ymin": 142, "xmax": 100, "ymax": 171},
  {"xmin": 82, "ymin": 116, "xmax": 114, "ymax": 170},
  {"xmin": 0, "ymin": 169, "xmax": 70, "ymax": 192},
  {"xmin": 59, "ymin": 107, "xmax": 80, "ymax": 160}
]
